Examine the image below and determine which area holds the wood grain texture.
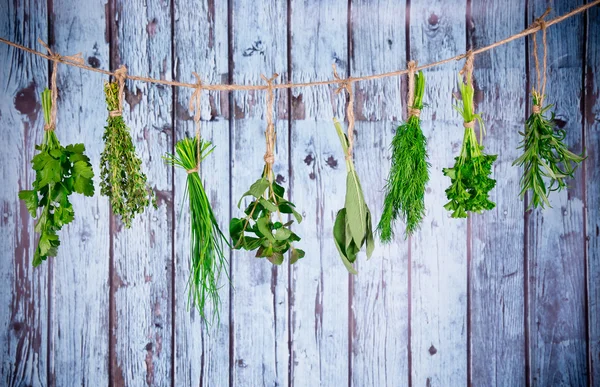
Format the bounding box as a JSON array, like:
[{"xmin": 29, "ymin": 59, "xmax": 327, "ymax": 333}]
[
  {"xmin": 349, "ymin": 1, "xmax": 409, "ymax": 386},
  {"xmin": 408, "ymin": 0, "xmax": 468, "ymax": 385},
  {"xmin": 49, "ymin": 0, "xmax": 110, "ymax": 385},
  {"xmin": 288, "ymin": 0, "xmax": 349, "ymax": 385},
  {"xmin": 172, "ymin": 0, "xmax": 230, "ymax": 384},
  {"xmin": 112, "ymin": 0, "xmax": 173, "ymax": 385},
  {"xmin": 468, "ymin": 0, "xmax": 526, "ymax": 385},
  {"xmin": 526, "ymin": 1, "xmax": 587, "ymax": 386},
  {"xmin": 0, "ymin": 1, "xmax": 50, "ymax": 386},
  {"xmin": 230, "ymin": 0, "xmax": 289, "ymax": 385},
  {"xmin": 586, "ymin": 3, "xmax": 600, "ymax": 385}
]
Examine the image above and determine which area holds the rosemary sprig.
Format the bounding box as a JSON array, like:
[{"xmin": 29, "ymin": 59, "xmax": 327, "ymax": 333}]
[
  {"xmin": 512, "ymin": 93, "xmax": 585, "ymax": 209},
  {"xmin": 164, "ymin": 137, "xmax": 229, "ymax": 324},
  {"xmin": 100, "ymin": 82, "xmax": 156, "ymax": 227},
  {"xmin": 378, "ymin": 71, "xmax": 429, "ymax": 240}
]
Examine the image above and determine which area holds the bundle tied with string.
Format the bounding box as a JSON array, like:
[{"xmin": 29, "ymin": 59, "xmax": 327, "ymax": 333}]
[
  {"xmin": 378, "ymin": 61, "xmax": 430, "ymax": 240},
  {"xmin": 18, "ymin": 40, "xmax": 95, "ymax": 267},
  {"xmin": 513, "ymin": 8, "xmax": 585, "ymax": 209},
  {"xmin": 332, "ymin": 64, "xmax": 374, "ymax": 274},
  {"xmin": 163, "ymin": 73, "xmax": 229, "ymax": 325},
  {"xmin": 442, "ymin": 51, "xmax": 497, "ymax": 218},
  {"xmin": 100, "ymin": 64, "xmax": 156, "ymax": 228},
  {"xmin": 229, "ymin": 73, "xmax": 305, "ymax": 266}
]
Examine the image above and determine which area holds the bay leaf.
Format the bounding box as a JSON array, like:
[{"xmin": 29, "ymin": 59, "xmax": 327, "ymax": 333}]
[{"xmin": 345, "ymin": 170, "xmax": 367, "ymax": 245}]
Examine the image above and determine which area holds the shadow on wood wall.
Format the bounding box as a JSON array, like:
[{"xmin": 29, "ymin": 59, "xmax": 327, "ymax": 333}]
[{"xmin": 0, "ymin": 0, "xmax": 598, "ymax": 386}]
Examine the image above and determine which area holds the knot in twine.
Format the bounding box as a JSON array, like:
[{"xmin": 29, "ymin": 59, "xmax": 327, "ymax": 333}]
[
  {"xmin": 39, "ymin": 38, "xmax": 84, "ymax": 131},
  {"xmin": 261, "ymin": 73, "xmax": 279, "ymax": 167},
  {"xmin": 463, "ymin": 120, "xmax": 476, "ymax": 129},
  {"xmin": 332, "ymin": 64, "xmax": 355, "ymax": 160},
  {"xmin": 406, "ymin": 60, "xmax": 421, "ymax": 118},
  {"xmin": 109, "ymin": 65, "xmax": 128, "ymax": 117},
  {"xmin": 531, "ymin": 8, "xmax": 551, "ymax": 112},
  {"xmin": 188, "ymin": 72, "xmax": 204, "ymax": 174}
]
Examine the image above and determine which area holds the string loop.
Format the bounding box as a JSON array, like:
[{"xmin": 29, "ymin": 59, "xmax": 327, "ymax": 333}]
[
  {"xmin": 333, "ymin": 64, "xmax": 355, "ymax": 160},
  {"xmin": 261, "ymin": 73, "xmax": 279, "ymax": 174},
  {"xmin": 109, "ymin": 65, "xmax": 128, "ymax": 117},
  {"xmin": 189, "ymin": 72, "xmax": 203, "ymax": 173},
  {"xmin": 531, "ymin": 8, "xmax": 551, "ymax": 110},
  {"xmin": 406, "ymin": 60, "xmax": 421, "ymax": 118}
]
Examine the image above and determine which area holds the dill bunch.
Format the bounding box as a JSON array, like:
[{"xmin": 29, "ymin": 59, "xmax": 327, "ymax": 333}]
[
  {"xmin": 378, "ymin": 71, "xmax": 429, "ymax": 240},
  {"xmin": 164, "ymin": 137, "xmax": 229, "ymax": 325},
  {"xmin": 512, "ymin": 93, "xmax": 585, "ymax": 209},
  {"xmin": 443, "ymin": 76, "xmax": 497, "ymax": 218},
  {"xmin": 100, "ymin": 81, "xmax": 156, "ymax": 227}
]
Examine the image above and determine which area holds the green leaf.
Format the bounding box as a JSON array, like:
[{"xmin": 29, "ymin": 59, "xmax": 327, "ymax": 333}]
[
  {"xmin": 333, "ymin": 209, "xmax": 358, "ymax": 275},
  {"xmin": 365, "ymin": 210, "xmax": 375, "ymax": 259},
  {"xmin": 238, "ymin": 178, "xmax": 269, "ymax": 207},
  {"xmin": 345, "ymin": 170, "xmax": 367, "ymax": 245},
  {"xmin": 274, "ymin": 227, "xmax": 292, "ymax": 241},
  {"xmin": 259, "ymin": 197, "xmax": 278, "ymax": 212},
  {"xmin": 72, "ymin": 160, "xmax": 95, "ymax": 196},
  {"xmin": 267, "ymin": 251, "xmax": 284, "ymax": 265},
  {"xmin": 257, "ymin": 216, "xmax": 275, "ymax": 243},
  {"xmin": 19, "ymin": 190, "xmax": 39, "ymax": 217},
  {"xmin": 279, "ymin": 203, "xmax": 302, "ymax": 224},
  {"xmin": 290, "ymin": 247, "xmax": 305, "ymax": 264}
]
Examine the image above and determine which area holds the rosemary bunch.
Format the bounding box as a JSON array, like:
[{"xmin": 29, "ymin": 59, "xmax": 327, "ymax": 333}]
[
  {"xmin": 164, "ymin": 137, "xmax": 229, "ymax": 324},
  {"xmin": 100, "ymin": 82, "xmax": 156, "ymax": 227},
  {"xmin": 443, "ymin": 77, "xmax": 497, "ymax": 218},
  {"xmin": 378, "ymin": 71, "xmax": 429, "ymax": 240},
  {"xmin": 512, "ymin": 93, "xmax": 585, "ymax": 209}
]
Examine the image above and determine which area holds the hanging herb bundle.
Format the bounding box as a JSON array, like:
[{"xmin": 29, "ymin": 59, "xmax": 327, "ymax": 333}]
[
  {"xmin": 332, "ymin": 118, "xmax": 374, "ymax": 274},
  {"xmin": 378, "ymin": 68, "xmax": 429, "ymax": 240},
  {"xmin": 443, "ymin": 61, "xmax": 497, "ymax": 218},
  {"xmin": 19, "ymin": 88, "xmax": 95, "ymax": 266},
  {"xmin": 513, "ymin": 13, "xmax": 584, "ymax": 209},
  {"xmin": 100, "ymin": 71, "xmax": 156, "ymax": 228},
  {"xmin": 230, "ymin": 75, "xmax": 305, "ymax": 265},
  {"xmin": 164, "ymin": 137, "xmax": 229, "ymax": 323}
]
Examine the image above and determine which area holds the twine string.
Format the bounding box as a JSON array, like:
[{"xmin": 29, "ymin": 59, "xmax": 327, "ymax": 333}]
[
  {"xmin": 38, "ymin": 39, "xmax": 84, "ymax": 131},
  {"xmin": 532, "ymin": 8, "xmax": 550, "ymax": 110},
  {"xmin": 261, "ymin": 73, "xmax": 278, "ymax": 177},
  {"xmin": 187, "ymin": 72, "xmax": 203, "ymax": 174},
  {"xmin": 333, "ymin": 64, "xmax": 355, "ymax": 160},
  {"xmin": 109, "ymin": 65, "xmax": 128, "ymax": 117},
  {"xmin": 460, "ymin": 50, "xmax": 475, "ymax": 87},
  {"xmin": 406, "ymin": 60, "xmax": 421, "ymax": 118}
]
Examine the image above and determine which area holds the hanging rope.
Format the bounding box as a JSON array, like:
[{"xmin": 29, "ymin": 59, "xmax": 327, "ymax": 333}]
[
  {"xmin": 333, "ymin": 64, "xmax": 355, "ymax": 160},
  {"xmin": 459, "ymin": 50, "xmax": 475, "ymax": 87},
  {"xmin": 531, "ymin": 8, "xmax": 551, "ymax": 113},
  {"xmin": 38, "ymin": 39, "xmax": 84, "ymax": 131},
  {"xmin": 187, "ymin": 72, "xmax": 203, "ymax": 174},
  {"xmin": 407, "ymin": 60, "xmax": 421, "ymax": 118},
  {"xmin": 109, "ymin": 65, "xmax": 128, "ymax": 117},
  {"xmin": 261, "ymin": 73, "xmax": 278, "ymax": 180}
]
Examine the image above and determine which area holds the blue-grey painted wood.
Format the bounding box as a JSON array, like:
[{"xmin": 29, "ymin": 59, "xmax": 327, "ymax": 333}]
[
  {"xmin": 173, "ymin": 0, "xmax": 230, "ymax": 384},
  {"xmin": 112, "ymin": 1, "xmax": 173, "ymax": 385},
  {"xmin": 408, "ymin": 0, "xmax": 468, "ymax": 385},
  {"xmin": 49, "ymin": 1, "xmax": 110, "ymax": 385},
  {"xmin": 289, "ymin": 1, "xmax": 349, "ymax": 385},
  {"xmin": 350, "ymin": 1, "xmax": 410, "ymax": 385},
  {"xmin": 469, "ymin": 0, "xmax": 526, "ymax": 385},
  {"xmin": 230, "ymin": 0, "xmax": 290, "ymax": 385},
  {"xmin": 586, "ymin": 4, "xmax": 600, "ymax": 385},
  {"xmin": 0, "ymin": 1, "xmax": 50, "ymax": 386},
  {"xmin": 526, "ymin": 2, "xmax": 588, "ymax": 386}
]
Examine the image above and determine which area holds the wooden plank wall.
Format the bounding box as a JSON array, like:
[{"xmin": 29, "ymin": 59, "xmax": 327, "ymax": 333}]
[{"xmin": 0, "ymin": 0, "xmax": 597, "ymax": 386}]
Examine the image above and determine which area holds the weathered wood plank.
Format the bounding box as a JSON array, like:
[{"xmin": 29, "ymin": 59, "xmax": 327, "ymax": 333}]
[
  {"xmin": 468, "ymin": 0, "xmax": 526, "ymax": 385},
  {"xmin": 49, "ymin": 0, "xmax": 110, "ymax": 385},
  {"xmin": 526, "ymin": 1, "xmax": 587, "ymax": 386},
  {"xmin": 0, "ymin": 1, "xmax": 50, "ymax": 386},
  {"xmin": 586, "ymin": 4, "xmax": 600, "ymax": 385},
  {"xmin": 172, "ymin": 0, "xmax": 230, "ymax": 385},
  {"xmin": 112, "ymin": 1, "xmax": 173, "ymax": 385},
  {"xmin": 349, "ymin": 1, "xmax": 409, "ymax": 386},
  {"xmin": 408, "ymin": 0, "xmax": 468, "ymax": 385},
  {"xmin": 288, "ymin": 1, "xmax": 349, "ymax": 385},
  {"xmin": 230, "ymin": 0, "xmax": 289, "ymax": 385}
]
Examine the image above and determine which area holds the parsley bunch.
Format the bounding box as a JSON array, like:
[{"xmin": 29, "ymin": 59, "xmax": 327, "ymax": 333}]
[
  {"xmin": 164, "ymin": 137, "xmax": 229, "ymax": 324},
  {"xmin": 100, "ymin": 82, "xmax": 155, "ymax": 227},
  {"xmin": 443, "ymin": 78, "xmax": 497, "ymax": 218},
  {"xmin": 230, "ymin": 168, "xmax": 304, "ymax": 265},
  {"xmin": 19, "ymin": 88, "xmax": 95, "ymax": 266},
  {"xmin": 378, "ymin": 71, "xmax": 429, "ymax": 240},
  {"xmin": 512, "ymin": 94, "xmax": 585, "ymax": 209},
  {"xmin": 332, "ymin": 119, "xmax": 374, "ymax": 274}
]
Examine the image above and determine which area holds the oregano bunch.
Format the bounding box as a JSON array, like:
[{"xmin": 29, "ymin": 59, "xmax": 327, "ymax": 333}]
[
  {"xmin": 19, "ymin": 88, "xmax": 95, "ymax": 266},
  {"xmin": 100, "ymin": 81, "xmax": 155, "ymax": 228},
  {"xmin": 378, "ymin": 70, "xmax": 429, "ymax": 240},
  {"xmin": 512, "ymin": 93, "xmax": 585, "ymax": 209},
  {"xmin": 443, "ymin": 76, "xmax": 497, "ymax": 218}
]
